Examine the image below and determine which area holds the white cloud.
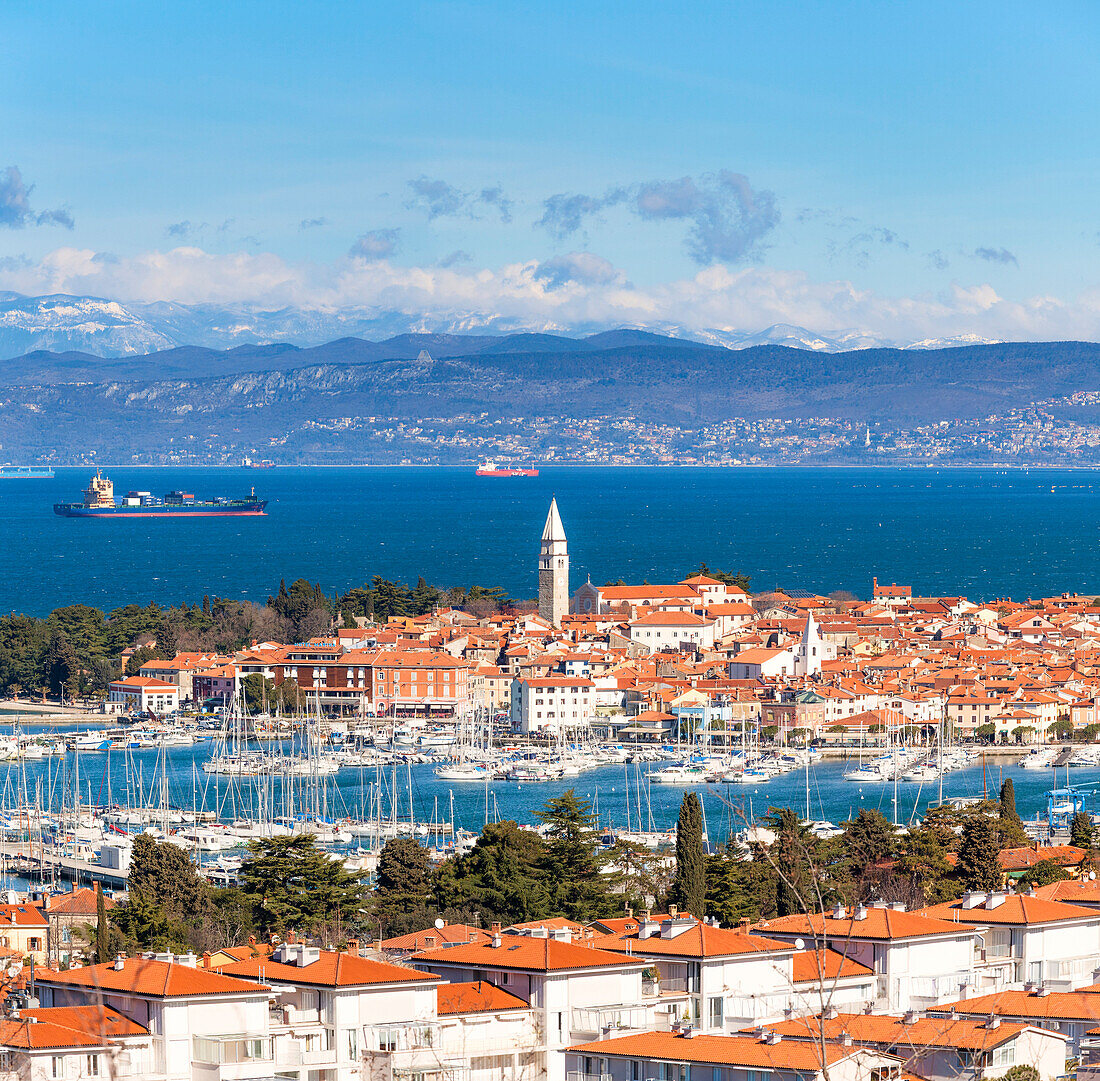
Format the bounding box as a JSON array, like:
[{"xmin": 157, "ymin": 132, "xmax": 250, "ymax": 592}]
[{"xmin": 1, "ymin": 243, "xmax": 1100, "ymax": 345}]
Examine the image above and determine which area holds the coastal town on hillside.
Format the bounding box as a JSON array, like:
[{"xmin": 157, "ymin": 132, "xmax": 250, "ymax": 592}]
[
  {"xmin": 21, "ymin": 399, "xmax": 1100, "ymax": 466},
  {"xmin": 4, "ymin": 501, "xmax": 1100, "ymax": 1077}
]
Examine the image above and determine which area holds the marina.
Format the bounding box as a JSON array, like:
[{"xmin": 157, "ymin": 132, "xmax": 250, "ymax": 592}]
[{"xmin": 0, "ymin": 710, "xmax": 1089, "ymax": 892}]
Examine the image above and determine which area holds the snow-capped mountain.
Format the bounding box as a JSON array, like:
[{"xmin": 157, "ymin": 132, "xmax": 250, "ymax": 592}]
[{"xmin": 0, "ymin": 291, "xmax": 1006, "ymax": 361}]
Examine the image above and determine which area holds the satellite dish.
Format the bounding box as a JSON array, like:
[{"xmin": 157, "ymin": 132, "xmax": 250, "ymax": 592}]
[
  {"xmin": 434, "ymin": 918, "xmax": 445, "ymax": 930},
  {"xmin": 794, "ymin": 938, "xmax": 805, "ymax": 951},
  {"xmin": 1091, "ymin": 872, "xmax": 1097, "ymax": 881},
  {"xmin": 5, "ymin": 964, "xmax": 19, "ymax": 978}
]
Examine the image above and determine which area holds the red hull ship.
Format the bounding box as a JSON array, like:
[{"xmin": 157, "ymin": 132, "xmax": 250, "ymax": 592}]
[{"xmin": 475, "ymin": 460, "xmax": 539, "ymax": 477}]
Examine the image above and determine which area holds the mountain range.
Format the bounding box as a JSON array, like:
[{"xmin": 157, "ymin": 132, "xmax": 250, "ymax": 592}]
[{"xmin": 0, "ymin": 291, "xmax": 1003, "ymax": 361}]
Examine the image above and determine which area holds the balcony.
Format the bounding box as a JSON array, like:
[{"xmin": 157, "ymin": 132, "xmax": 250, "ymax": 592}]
[
  {"xmin": 571, "ymin": 1006, "xmax": 654, "ymax": 1038},
  {"xmin": 193, "ymin": 1036, "xmax": 274, "ymax": 1066}
]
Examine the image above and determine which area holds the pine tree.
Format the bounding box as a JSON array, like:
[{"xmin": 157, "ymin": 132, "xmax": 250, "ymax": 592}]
[
  {"xmin": 1071, "ymin": 811, "xmax": 1094, "ymax": 850},
  {"xmin": 43, "ymin": 629, "xmax": 78, "ymax": 695},
  {"xmin": 672, "ymin": 793, "xmax": 705, "ymax": 917},
  {"xmin": 957, "ymin": 814, "xmax": 1003, "ymax": 891},
  {"xmin": 538, "ymin": 789, "xmax": 613, "ymax": 920}
]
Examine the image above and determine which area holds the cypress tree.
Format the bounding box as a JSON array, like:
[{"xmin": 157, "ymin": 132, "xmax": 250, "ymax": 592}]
[
  {"xmin": 94, "ymin": 882, "xmax": 107, "ymax": 964},
  {"xmin": 672, "ymin": 793, "xmax": 705, "ymax": 918},
  {"xmin": 998, "ymin": 778, "xmax": 1028, "ymax": 846},
  {"xmin": 957, "ymin": 814, "xmax": 1003, "ymax": 891}
]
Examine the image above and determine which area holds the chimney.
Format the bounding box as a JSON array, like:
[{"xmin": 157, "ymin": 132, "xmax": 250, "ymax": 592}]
[
  {"xmin": 854, "ymin": 904, "xmax": 868, "ymax": 921},
  {"xmin": 832, "ymin": 903, "xmax": 846, "ymax": 920},
  {"xmin": 113, "ymin": 955, "xmax": 125, "ymax": 971},
  {"xmin": 346, "ymin": 939, "xmax": 360, "ymax": 957},
  {"xmin": 986, "ymin": 1016, "xmax": 1001, "ymax": 1029},
  {"xmin": 840, "ymin": 1032, "xmax": 853, "ymax": 1047},
  {"xmin": 491, "ymin": 933, "xmax": 502, "ymax": 948},
  {"xmin": 669, "ymin": 905, "xmax": 679, "ymax": 919},
  {"xmin": 823, "ymin": 1006, "xmax": 838, "ymax": 1020},
  {"xmin": 248, "ymin": 935, "xmax": 256, "ymax": 947},
  {"xmin": 202, "ymin": 952, "xmax": 211, "ymax": 969},
  {"xmin": 491, "ymin": 922, "xmax": 502, "ymax": 935},
  {"xmin": 287, "ymin": 930, "xmax": 297, "ymax": 945},
  {"xmin": 424, "ymin": 935, "xmax": 437, "ymax": 949}
]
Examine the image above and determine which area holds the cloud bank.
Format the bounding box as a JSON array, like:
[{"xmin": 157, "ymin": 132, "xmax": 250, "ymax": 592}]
[{"xmin": 2, "ymin": 243, "xmax": 1099, "ymax": 346}]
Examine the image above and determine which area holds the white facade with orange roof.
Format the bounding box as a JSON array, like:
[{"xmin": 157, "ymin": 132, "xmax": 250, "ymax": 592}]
[
  {"xmin": 512, "ymin": 676, "xmax": 595, "ymax": 734},
  {"xmin": 107, "ymin": 676, "xmax": 180, "ymax": 715}
]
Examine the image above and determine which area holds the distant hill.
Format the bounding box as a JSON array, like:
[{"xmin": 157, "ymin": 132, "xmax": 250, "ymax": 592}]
[{"xmin": 3, "ymin": 335, "xmax": 1100, "ymax": 464}]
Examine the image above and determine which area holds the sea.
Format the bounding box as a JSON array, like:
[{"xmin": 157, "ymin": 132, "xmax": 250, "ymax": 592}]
[
  {"xmin": 3, "ymin": 464, "xmax": 1100, "ymax": 835},
  {"xmin": 4, "ymin": 465, "xmax": 1100, "ymax": 615},
  {"xmin": 0, "ymin": 733, "xmax": 1085, "ymax": 842}
]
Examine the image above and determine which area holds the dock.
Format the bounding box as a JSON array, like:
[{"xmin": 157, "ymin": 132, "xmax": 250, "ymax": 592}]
[{"xmin": 0, "ymin": 843, "xmax": 127, "ymax": 889}]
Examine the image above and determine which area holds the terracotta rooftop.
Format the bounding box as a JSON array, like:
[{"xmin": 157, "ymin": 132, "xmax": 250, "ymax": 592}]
[
  {"xmin": 36, "ymin": 957, "xmax": 266, "ymax": 998},
  {"xmin": 436, "ymin": 980, "xmax": 529, "ymax": 1015},
  {"xmin": 757, "ymin": 906, "xmax": 977, "ymax": 942},
  {"xmin": 922, "ymin": 893, "xmax": 1100, "ymax": 926},
  {"xmin": 413, "ymin": 937, "xmax": 641, "ymax": 972},
  {"xmin": 218, "ymin": 950, "xmax": 438, "ymax": 988}
]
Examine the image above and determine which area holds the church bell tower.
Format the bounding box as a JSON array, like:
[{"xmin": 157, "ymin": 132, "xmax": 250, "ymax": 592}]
[{"xmin": 538, "ymin": 497, "xmax": 569, "ymax": 627}]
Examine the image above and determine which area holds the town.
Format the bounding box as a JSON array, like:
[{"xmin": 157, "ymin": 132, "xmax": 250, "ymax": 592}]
[
  {"xmin": 0, "ymin": 501, "xmax": 1098, "ymax": 1079},
  {"xmin": 26, "ymin": 399, "xmax": 1100, "ymax": 467}
]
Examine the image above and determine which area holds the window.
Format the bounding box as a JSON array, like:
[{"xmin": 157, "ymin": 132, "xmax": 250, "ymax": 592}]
[
  {"xmin": 86, "ymin": 1055, "xmax": 100, "ymax": 1077},
  {"xmin": 991, "ymin": 1044, "xmax": 1016, "ymax": 1069},
  {"xmin": 52, "ymin": 1058, "xmax": 64, "ymax": 1079},
  {"xmin": 708, "ymin": 996, "xmax": 724, "ymax": 1030},
  {"xmin": 343, "ymin": 1028, "xmax": 358, "ymax": 1060}
]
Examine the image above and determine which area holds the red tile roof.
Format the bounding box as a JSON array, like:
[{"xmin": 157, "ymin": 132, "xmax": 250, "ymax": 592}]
[
  {"xmin": 757, "ymin": 1012, "xmax": 1041, "ymax": 1051},
  {"xmin": 35, "ymin": 957, "xmax": 265, "ymax": 998},
  {"xmin": 436, "ymin": 980, "xmax": 529, "ymax": 1015},
  {"xmin": 937, "ymin": 989, "xmax": 1100, "ymax": 1022},
  {"xmin": 791, "ymin": 948, "xmax": 874, "ymax": 983},
  {"xmin": 569, "ymin": 1031, "xmax": 885, "ymax": 1069},
  {"xmin": 413, "ymin": 937, "xmax": 641, "ymax": 972},
  {"xmin": 591, "ymin": 921, "xmax": 793, "ymax": 959},
  {"xmin": 922, "ymin": 894, "xmax": 1100, "ymax": 926},
  {"xmin": 218, "ymin": 950, "xmax": 438, "ymax": 987},
  {"xmin": 382, "ymin": 924, "xmax": 491, "ymax": 950},
  {"xmin": 757, "ymin": 906, "xmax": 977, "ymax": 942}
]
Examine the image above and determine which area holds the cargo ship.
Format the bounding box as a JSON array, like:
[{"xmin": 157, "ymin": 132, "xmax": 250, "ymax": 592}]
[
  {"xmin": 0, "ymin": 465, "xmax": 55, "ymax": 479},
  {"xmin": 475, "ymin": 459, "xmax": 539, "ymax": 477},
  {"xmin": 53, "ymin": 472, "xmax": 267, "ymax": 518}
]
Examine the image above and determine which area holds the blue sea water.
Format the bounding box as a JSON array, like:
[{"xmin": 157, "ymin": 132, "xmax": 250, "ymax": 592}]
[
  {"xmin": 3, "ymin": 465, "xmax": 1100, "ymax": 615},
  {"xmin": 0, "ymin": 735, "xmax": 1088, "ymax": 838},
  {"xmin": 2, "ymin": 464, "xmax": 1099, "ymax": 833}
]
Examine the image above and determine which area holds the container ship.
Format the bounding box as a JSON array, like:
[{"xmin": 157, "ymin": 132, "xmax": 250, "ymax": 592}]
[
  {"xmin": 0, "ymin": 465, "xmax": 55, "ymax": 479},
  {"xmin": 53, "ymin": 472, "xmax": 267, "ymax": 518},
  {"xmin": 475, "ymin": 459, "xmax": 539, "ymax": 477}
]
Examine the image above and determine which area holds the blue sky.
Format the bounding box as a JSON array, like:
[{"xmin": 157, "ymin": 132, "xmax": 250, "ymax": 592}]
[{"xmin": 2, "ymin": 1, "xmax": 1100, "ymax": 342}]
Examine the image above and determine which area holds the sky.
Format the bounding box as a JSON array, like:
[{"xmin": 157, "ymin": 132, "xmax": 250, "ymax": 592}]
[{"xmin": 2, "ymin": 1, "xmax": 1100, "ymax": 343}]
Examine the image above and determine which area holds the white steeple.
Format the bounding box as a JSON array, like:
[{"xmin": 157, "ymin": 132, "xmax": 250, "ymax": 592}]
[
  {"xmin": 795, "ymin": 610, "xmax": 822, "ymax": 677},
  {"xmin": 538, "ymin": 497, "xmax": 569, "ymax": 626}
]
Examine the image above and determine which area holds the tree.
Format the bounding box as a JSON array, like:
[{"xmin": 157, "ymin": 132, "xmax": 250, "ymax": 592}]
[
  {"xmin": 704, "ymin": 844, "xmax": 777, "ymax": 925},
  {"xmin": 128, "ymin": 834, "xmax": 210, "ymax": 925},
  {"xmin": 1016, "ymin": 859, "xmax": 1070, "ymax": 890},
  {"xmin": 840, "ymin": 809, "xmax": 898, "ymax": 901},
  {"xmin": 1000, "ymin": 1066, "xmax": 1039, "ymax": 1081},
  {"xmin": 124, "ymin": 644, "xmax": 161, "ymax": 676},
  {"xmin": 434, "ymin": 820, "xmax": 550, "ymax": 926},
  {"xmin": 43, "ymin": 629, "xmax": 79, "ymax": 696},
  {"xmin": 998, "ymin": 779, "xmax": 1029, "ymax": 847},
  {"xmin": 671, "ymin": 793, "xmax": 705, "ymax": 917},
  {"xmin": 1071, "ymin": 811, "xmax": 1095, "ymax": 850},
  {"xmin": 765, "ymin": 807, "xmax": 832, "ymax": 916},
  {"xmin": 1050, "ymin": 717, "xmax": 1074, "ymax": 740},
  {"xmin": 0, "ymin": 614, "xmax": 47, "ymax": 695},
  {"xmin": 538, "ymin": 790, "xmax": 614, "ymax": 920},
  {"xmin": 895, "ymin": 816, "xmax": 958, "ymax": 904},
  {"xmin": 372, "ymin": 837, "xmax": 434, "ymax": 937},
  {"xmin": 240, "ymin": 834, "xmax": 365, "ymax": 939},
  {"xmin": 241, "ymin": 674, "xmax": 277, "ymax": 713},
  {"xmin": 975, "ymin": 722, "xmax": 996, "ymax": 743},
  {"xmin": 956, "ymin": 815, "xmax": 1002, "ymax": 891}
]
